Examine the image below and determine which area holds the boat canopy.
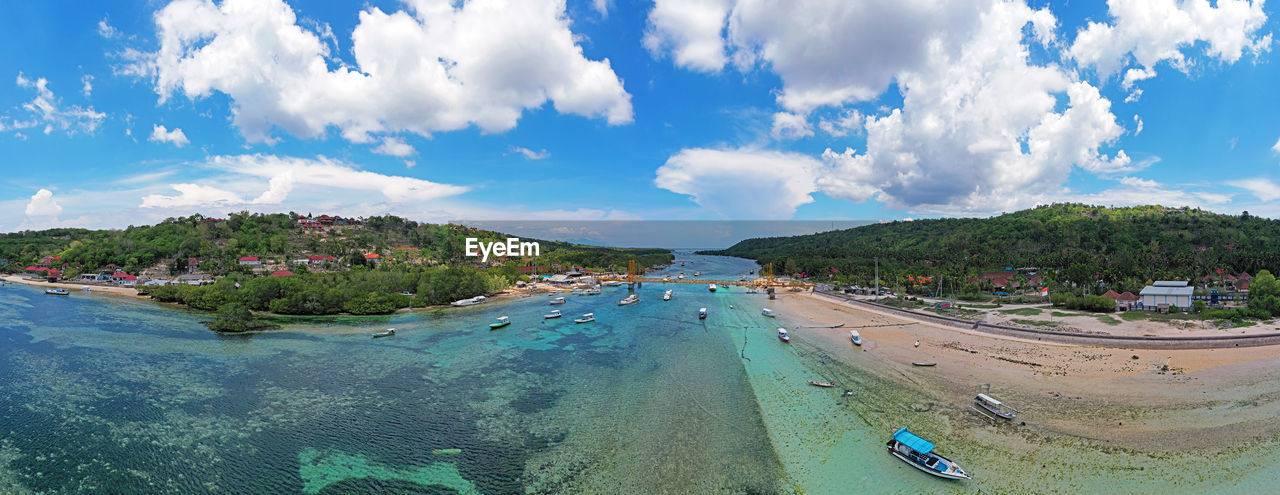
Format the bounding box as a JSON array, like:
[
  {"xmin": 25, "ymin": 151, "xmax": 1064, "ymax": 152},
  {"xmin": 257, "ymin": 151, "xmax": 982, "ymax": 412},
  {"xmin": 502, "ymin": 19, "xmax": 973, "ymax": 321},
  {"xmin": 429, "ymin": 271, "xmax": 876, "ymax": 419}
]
[
  {"xmin": 892, "ymin": 428, "xmax": 935, "ymax": 454},
  {"xmin": 975, "ymin": 393, "xmax": 1002, "ymax": 406}
]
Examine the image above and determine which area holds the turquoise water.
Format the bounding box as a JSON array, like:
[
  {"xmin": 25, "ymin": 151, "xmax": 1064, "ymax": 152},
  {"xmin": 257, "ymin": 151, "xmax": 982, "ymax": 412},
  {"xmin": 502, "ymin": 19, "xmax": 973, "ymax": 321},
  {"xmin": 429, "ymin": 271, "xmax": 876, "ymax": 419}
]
[{"xmin": 2, "ymin": 254, "xmax": 1278, "ymax": 493}]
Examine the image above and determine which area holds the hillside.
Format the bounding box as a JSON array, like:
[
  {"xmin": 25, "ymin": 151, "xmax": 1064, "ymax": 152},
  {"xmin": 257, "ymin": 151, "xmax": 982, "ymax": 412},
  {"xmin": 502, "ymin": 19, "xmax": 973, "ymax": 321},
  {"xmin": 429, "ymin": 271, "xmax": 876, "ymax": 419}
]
[{"xmin": 704, "ymin": 204, "xmax": 1280, "ymax": 294}]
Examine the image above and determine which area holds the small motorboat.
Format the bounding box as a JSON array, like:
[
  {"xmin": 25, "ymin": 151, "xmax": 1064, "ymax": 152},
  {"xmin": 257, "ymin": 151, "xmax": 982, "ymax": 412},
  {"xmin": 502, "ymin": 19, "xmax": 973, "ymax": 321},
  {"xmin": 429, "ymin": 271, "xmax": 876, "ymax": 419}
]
[
  {"xmin": 372, "ymin": 328, "xmax": 396, "ymax": 338},
  {"xmin": 550, "ymin": 297, "xmax": 566, "ymax": 305},
  {"xmin": 886, "ymin": 428, "xmax": 971, "ymax": 480},
  {"xmin": 574, "ymin": 313, "xmax": 595, "ymax": 323},
  {"xmin": 489, "ymin": 316, "xmax": 511, "ymax": 329},
  {"xmin": 698, "ymin": 308, "xmax": 708, "ymax": 320},
  {"xmin": 708, "ymin": 283, "xmax": 717, "ymax": 292},
  {"xmin": 663, "ymin": 289, "xmax": 672, "ymax": 301},
  {"xmin": 850, "ymin": 330, "xmax": 862, "ymax": 346},
  {"xmin": 911, "ymin": 362, "xmax": 937, "ymax": 367},
  {"xmin": 45, "ymin": 289, "xmax": 70, "ymax": 296},
  {"xmin": 973, "ymin": 393, "xmax": 1018, "ymax": 420},
  {"xmin": 678, "ymin": 273, "xmax": 685, "ymax": 279},
  {"xmin": 808, "ymin": 380, "xmax": 835, "ymax": 388},
  {"xmin": 584, "ymin": 288, "xmax": 601, "ymax": 295},
  {"xmin": 777, "ymin": 328, "xmax": 790, "ymax": 342},
  {"xmin": 618, "ymin": 294, "xmax": 639, "ymax": 306},
  {"xmin": 432, "ymin": 449, "xmax": 462, "ymax": 455},
  {"xmin": 81, "ymin": 286, "xmax": 92, "ymax": 291},
  {"xmin": 694, "ymin": 271, "xmax": 701, "ymax": 277},
  {"xmin": 603, "ymin": 281, "xmax": 623, "ymax": 287},
  {"xmin": 762, "ymin": 308, "xmax": 775, "ymax": 317},
  {"xmin": 544, "ymin": 310, "xmax": 562, "ymax": 319}
]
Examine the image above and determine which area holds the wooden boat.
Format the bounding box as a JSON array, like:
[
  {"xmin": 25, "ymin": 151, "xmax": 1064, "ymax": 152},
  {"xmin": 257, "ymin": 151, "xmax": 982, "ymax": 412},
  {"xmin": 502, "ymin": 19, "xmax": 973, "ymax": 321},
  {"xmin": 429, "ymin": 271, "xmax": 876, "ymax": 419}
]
[
  {"xmin": 663, "ymin": 289, "xmax": 672, "ymax": 301},
  {"xmin": 777, "ymin": 328, "xmax": 790, "ymax": 342},
  {"xmin": 574, "ymin": 313, "xmax": 595, "ymax": 323},
  {"xmin": 603, "ymin": 281, "xmax": 623, "ymax": 287},
  {"xmin": 544, "ymin": 310, "xmax": 562, "ymax": 319},
  {"xmin": 886, "ymin": 428, "xmax": 971, "ymax": 480},
  {"xmin": 850, "ymin": 330, "xmax": 862, "ymax": 346},
  {"xmin": 698, "ymin": 308, "xmax": 707, "ymax": 320},
  {"xmin": 44, "ymin": 289, "xmax": 70, "ymax": 296},
  {"xmin": 618, "ymin": 294, "xmax": 639, "ymax": 306},
  {"xmin": 808, "ymin": 380, "xmax": 835, "ymax": 387},
  {"xmin": 911, "ymin": 362, "xmax": 937, "ymax": 367},
  {"xmin": 489, "ymin": 316, "xmax": 511, "ymax": 329},
  {"xmin": 708, "ymin": 283, "xmax": 717, "ymax": 292},
  {"xmin": 761, "ymin": 308, "xmax": 775, "ymax": 317},
  {"xmin": 372, "ymin": 328, "xmax": 396, "ymax": 338},
  {"xmin": 973, "ymin": 393, "xmax": 1017, "ymax": 420},
  {"xmin": 550, "ymin": 297, "xmax": 566, "ymax": 305},
  {"xmin": 451, "ymin": 295, "xmax": 486, "ymax": 306},
  {"xmin": 584, "ymin": 288, "xmax": 601, "ymax": 295}
]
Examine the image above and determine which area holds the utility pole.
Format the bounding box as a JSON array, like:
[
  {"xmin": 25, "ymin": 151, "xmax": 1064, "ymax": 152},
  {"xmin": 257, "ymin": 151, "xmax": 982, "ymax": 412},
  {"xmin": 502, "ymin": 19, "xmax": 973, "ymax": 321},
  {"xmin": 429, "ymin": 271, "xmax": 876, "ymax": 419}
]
[{"xmin": 874, "ymin": 256, "xmax": 880, "ymax": 301}]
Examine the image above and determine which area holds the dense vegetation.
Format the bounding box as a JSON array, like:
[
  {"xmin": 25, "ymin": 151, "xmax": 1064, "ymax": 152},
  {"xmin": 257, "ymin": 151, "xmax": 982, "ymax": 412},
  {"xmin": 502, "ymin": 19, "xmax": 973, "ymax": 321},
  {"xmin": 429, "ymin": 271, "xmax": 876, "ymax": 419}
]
[{"xmin": 705, "ymin": 204, "xmax": 1280, "ymax": 296}]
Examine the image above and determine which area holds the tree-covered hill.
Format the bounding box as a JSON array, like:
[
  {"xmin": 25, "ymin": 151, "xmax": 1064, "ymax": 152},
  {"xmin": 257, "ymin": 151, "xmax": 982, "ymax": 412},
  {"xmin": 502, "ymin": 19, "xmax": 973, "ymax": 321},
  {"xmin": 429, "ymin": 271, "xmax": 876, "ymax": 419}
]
[{"xmin": 703, "ymin": 204, "xmax": 1279, "ymax": 295}]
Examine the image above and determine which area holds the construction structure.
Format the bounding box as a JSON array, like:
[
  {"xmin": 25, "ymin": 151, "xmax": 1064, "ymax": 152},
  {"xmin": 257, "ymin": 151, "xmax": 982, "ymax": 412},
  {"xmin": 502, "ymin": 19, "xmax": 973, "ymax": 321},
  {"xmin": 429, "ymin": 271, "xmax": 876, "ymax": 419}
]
[{"xmin": 595, "ymin": 261, "xmax": 815, "ymax": 289}]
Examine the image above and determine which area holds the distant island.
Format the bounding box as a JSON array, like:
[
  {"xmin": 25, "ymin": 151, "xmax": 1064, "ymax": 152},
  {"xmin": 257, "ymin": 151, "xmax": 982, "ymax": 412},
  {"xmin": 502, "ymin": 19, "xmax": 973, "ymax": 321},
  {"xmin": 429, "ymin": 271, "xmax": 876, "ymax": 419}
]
[{"xmin": 0, "ymin": 212, "xmax": 672, "ymax": 330}]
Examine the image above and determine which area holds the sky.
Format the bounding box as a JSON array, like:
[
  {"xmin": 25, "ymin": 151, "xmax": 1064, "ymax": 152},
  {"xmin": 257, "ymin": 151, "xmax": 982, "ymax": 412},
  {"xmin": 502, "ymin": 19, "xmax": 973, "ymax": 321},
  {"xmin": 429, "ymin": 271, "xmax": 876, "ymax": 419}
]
[{"xmin": 2, "ymin": 0, "xmax": 1280, "ymax": 233}]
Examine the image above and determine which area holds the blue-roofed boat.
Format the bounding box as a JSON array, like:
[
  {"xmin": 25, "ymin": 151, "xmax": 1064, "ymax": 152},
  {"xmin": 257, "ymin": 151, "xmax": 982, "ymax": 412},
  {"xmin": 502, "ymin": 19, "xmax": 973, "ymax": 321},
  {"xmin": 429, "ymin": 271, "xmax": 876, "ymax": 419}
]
[{"xmin": 886, "ymin": 428, "xmax": 971, "ymax": 480}]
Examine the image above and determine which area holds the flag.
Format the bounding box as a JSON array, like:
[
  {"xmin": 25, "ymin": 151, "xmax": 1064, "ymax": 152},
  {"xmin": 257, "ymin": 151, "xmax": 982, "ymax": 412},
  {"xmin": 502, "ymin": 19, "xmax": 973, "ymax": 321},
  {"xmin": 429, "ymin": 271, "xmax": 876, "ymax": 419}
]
[{"xmin": 1040, "ymin": 287, "xmax": 1048, "ymax": 297}]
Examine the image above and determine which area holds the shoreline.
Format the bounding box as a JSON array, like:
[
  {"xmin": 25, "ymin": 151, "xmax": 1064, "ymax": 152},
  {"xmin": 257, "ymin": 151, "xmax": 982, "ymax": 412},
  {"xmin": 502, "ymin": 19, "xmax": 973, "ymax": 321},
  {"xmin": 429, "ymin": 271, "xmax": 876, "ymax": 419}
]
[{"xmin": 2, "ymin": 274, "xmax": 150, "ymax": 299}]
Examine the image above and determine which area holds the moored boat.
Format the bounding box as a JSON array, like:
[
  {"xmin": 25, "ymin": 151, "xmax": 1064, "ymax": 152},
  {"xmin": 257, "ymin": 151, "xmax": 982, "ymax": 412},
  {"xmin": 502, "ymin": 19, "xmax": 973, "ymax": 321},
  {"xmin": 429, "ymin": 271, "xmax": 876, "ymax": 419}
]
[
  {"xmin": 678, "ymin": 273, "xmax": 685, "ymax": 279},
  {"xmin": 973, "ymin": 393, "xmax": 1017, "ymax": 420},
  {"xmin": 618, "ymin": 294, "xmax": 639, "ymax": 306},
  {"xmin": 698, "ymin": 308, "xmax": 708, "ymax": 320},
  {"xmin": 574, "ymin": 313, "xmax": 595, "ymax": 323},
  {"xmin": 544, "ymin": 310, "xmax": 562, "ymax": 319},
  {"xmin": 694, "ymin": 271, "xmax": 701, "ymax": 277},
  {"xmin": 372, "ymin": 328, "xmax": 396, "ymax": 338},
  {"xmin": 45, "ymin": 289, "xmax": 70, "ymax": 296},
  {"xmin": 911, "ymin": 362, "xmax": 937, "ymax": 367},
  {"xmin": 451, "ymin": 295, "xmax": 486, "ymax": 306},
  {"xmin": 489, "ymin": 316, "xmax": 511, "ymax": 329},
  {"xmin": 777, "ymin": 328, "xmax": 790, "ymax": 342},
  {"xmin": 550, "ymin": 296, "xmax": 566, "ymax": 305},
  {"xmin": 886, "ymin": 428, "xmax": 971, "ymax": 480},
  {"xmin": 708, "ymin": 283, "xmax": 717, "ymax": 292},
  {"xmin": 850, "ymin": 330, "xmax": 862, "ymax": 346},
  {"xmin": 603, "ymin": 281, "xmax": 623, "ymax": 287},
  {"xmin": 808, "ymin": 380, "xmax": 835, "ymax": 387},
  {"xmin": 761, "ymin": 308, "xmax": 775, "ymax": 317},
  {"xmin": 663, "ymin": 289, "xmax": 672, "ymax": 301},
  {"xmin": 584, "ymin": 288, "xmax": 601, "ymax": 295}
]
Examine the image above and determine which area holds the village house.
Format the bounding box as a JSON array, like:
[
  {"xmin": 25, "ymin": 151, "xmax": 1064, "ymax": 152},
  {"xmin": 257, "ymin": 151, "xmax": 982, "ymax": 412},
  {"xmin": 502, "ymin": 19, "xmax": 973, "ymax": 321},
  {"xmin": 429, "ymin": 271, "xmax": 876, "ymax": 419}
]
[
  {"xmin": 1139, "ymin": 281, "xmax": 1193, "ymax": 312},
  {"xmin": 967, "ymin": 270, "xmax": 1043, "ymax": 292},
  {"xmin": 108, "ymin": 272, "xmax": 138, "ymax": 287},
  {"xmin": 238, "ymin": 256, "xmax": 262, "ymax": 266},
  {"xmin": 364, "ymin": 253, "xmax": 381, "ymax": 267},
  {"xmin": 1101, "ymin": 290, "xmax": 1141, "ymax": 311}
]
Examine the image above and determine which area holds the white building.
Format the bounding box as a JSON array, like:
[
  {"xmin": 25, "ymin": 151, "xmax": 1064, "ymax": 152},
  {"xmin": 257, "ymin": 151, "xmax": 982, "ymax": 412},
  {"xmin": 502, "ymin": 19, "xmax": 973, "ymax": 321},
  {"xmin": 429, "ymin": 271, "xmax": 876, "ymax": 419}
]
[{"xmin": 1139, "ymin": 281, "xmax": 1193, "ymax": 311}]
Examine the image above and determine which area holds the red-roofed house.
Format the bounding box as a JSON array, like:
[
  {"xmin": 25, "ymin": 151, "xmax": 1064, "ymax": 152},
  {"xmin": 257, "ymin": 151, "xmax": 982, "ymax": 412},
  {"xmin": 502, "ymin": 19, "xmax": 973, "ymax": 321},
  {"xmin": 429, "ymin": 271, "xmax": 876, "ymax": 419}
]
[
  {"xmin": 109, "ymin": 272, "xmax": 138, "ymax": 286},
  {"xmin": 364, "ymin": 253, "xmax": 381, "ymax": 267},
  {"xmin": 968, "ymin": 270, "xmax": 1043, "ymax": 291},
  {"xmin": 270, "ymin": 270, "xmax": 294, "ymax": 277},
  {"xmin": 307, "ymin": 255, "xmax": 337, "ymax": 267},
  {"xmin": 45, "ymin": 269, "xmax": 62, "ymax": 282},
  {"xmin": 238, "ymin": 256, "xmax": 262, "ymax": 266}
]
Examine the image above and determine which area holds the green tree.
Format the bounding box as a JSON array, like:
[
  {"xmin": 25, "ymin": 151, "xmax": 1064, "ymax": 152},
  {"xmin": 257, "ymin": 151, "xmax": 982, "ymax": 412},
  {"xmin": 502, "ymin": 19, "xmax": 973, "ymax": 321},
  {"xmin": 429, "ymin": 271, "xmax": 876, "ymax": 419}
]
[{"xmin": 207, "ymin": 302, "xmax": 259, "ymax": 332}]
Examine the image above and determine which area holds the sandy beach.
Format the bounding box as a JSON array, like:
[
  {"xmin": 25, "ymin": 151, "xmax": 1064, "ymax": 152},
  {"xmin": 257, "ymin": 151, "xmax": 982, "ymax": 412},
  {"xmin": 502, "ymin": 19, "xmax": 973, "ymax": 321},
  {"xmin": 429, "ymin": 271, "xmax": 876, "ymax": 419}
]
[
  {"xmin": 773, "ymin": 291, "xmax": 1280, "ymax": 452},
  {"xmin": 2, "ymin": 274, "xmax": 149, "ymax": 299}
]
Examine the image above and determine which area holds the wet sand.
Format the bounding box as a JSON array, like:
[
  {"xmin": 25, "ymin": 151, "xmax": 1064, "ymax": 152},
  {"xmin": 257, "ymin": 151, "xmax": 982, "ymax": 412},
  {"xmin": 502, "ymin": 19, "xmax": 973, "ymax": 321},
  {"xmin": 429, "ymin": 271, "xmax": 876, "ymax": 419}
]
[{"xmin": 774, "ymin": 291, "xmax": 1280, "ymax": 453}]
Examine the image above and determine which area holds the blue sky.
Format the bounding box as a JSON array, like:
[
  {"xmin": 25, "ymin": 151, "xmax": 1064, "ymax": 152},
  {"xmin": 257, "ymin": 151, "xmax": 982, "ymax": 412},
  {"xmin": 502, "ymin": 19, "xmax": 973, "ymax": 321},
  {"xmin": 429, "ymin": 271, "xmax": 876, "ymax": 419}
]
[{"xmin": 1, "ymin": 0, "xmax": 1279, "ymax": 232}]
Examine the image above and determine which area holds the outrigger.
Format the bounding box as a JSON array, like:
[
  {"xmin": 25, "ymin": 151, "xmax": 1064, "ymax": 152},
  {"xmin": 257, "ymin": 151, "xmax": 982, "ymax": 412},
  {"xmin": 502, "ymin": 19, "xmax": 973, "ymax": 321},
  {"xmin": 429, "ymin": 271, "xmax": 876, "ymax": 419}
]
[{"xmin": 971, "ymin": 393, "xmax": 1018, "ymax": 420}]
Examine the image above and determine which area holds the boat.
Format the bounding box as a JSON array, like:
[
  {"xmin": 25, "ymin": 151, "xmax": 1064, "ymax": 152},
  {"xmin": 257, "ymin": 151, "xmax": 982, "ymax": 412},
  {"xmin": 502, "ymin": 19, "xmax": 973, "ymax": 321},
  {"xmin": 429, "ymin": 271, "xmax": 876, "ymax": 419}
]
[
  {"xmin": 678, "ymin": 273, "xmax": 685, "ymax": 279},
  {"xmin": 808, "ymin": 380, "xmax": 835, "ymax": 387},
  {"xmin": 489, "ymin": 316, "xmax": 511, "ymax": 329},
  {"xmin": 973, "ymin": 393, "xmax": 1017, "ymax": 420},
  {"xmin": 762, "ymin": 308, "xmax": 775, "ymax": 317},
  {"xmin": 44, "ymin": 289, "xmax": 70, "ymax": 296},
  {"xmin": 698, "ymin": 308, "xmax": 708, "ymax": 320},
  {"xmin": 81, "ymin": 286, "xmax": 92, "ymax": 291},
  {"xmin": 451, "ymin": 295, "xmax": 486, "ymax": 306},
  {"xmin": 850, "ymin": 330, "xmax": 863, "ymax": 346},
  {"xmin": 663, "ymin": 289, "xmax": 672, "ymax": 301},
  {"xmin": 777, "ymin": 328, "xmax": 790, "ymax": 342},
  {"xmin": 550, "ymin": 297, "xmax": 566, "ymax": 305},
  {"xmin": 886, "ymin": 428, "xmax": 972, "ymax": 480},
  {"xmin": 618, "ymin": 294, "xmax": 639, "ymax": 306},
  {"xmin": 694, "ymin": 271, "xmax": 701, "ymax": 277},
  {"xmin": 708, "ymin": 284, "xmax": 717, "ymax": 292},
  {"xmin": 603, "ymin": 281, "xmax": 623, "ymax": 287},
  {"xmin": 574, "ymin": 313, "xmax": 595, "ymax": 323},
  {"xmin": 911, "ymin": 362, "xmax": 937, "ymax": 367},
  {"xmin": 432, "ymin": 449, "xmax": 462, "ymax": 455},
  {"xmin": 372, "ymin": 328, "xmax": 396, "ymax": 338},
  {"xmin": 584, "ymin": 288, "xmax": 602, "ymax": 295},
  {"xmin": 544, "ymin": 310, "xmax": 562, "ymax": 319}
]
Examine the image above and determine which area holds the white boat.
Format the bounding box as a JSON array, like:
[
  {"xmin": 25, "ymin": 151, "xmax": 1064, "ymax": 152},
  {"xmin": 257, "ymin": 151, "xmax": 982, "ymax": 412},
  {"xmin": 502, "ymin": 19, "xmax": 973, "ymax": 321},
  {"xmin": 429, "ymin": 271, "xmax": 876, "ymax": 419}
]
[
  {"xmin": 973, "ymin": 393, "xmax": 1017, "ymax": 420},
  {"xmin": 372, "ymin": 328, "xmax": 396, "ymax": 338},
  {"xmin": 451, "ymin": 295, "xmax": 486, "ymax": 306},
  {"xmin": 45, "ymin": 289, "xmax": 70, "ymax": 296},
  {"xmin": 603, "ymin": 281, "xmax": 623, "ymax": 287},
  {"xmin": 678, "ymin": 273, "xmax": 685, "ymax": 279},
  {"xmin": 886, "ymin": 428, "xmax": 971, "ymax": 480},
  {"xmin": 708, "ymin": 284, "xmax": 717, "ymax": 292},
  {"xmin": 777, "ymin": 328, "xmax": 790, "ymax": 342},
  {"xmin": 761, "ymin": 308, "xmax": 775, "ymax": 317},
  {"xmin": 574, "ymin": 313, "xmax": 595, "ymax": 323},
  {"xmin": 694, "ymin": 271, "xmax": 702, "ymax": 277},
  {"xmin": 618, "ymin": 294, "xmax": 639, "ymax": 306},
  {"xmin": 584, "ymin": 288, "xmax": 602, "ymax": 295},
  {"xmin": 698, "ymin": 308, "xmax": 708, "ymax": 319},
  {"xmin": 663, "ymin": 289, "xmax": 672, "ymax": 301},
  {"xmin": 550, "ymin": 297, "xmax": 566, "ymax": 305},
  {"xmin": 544, "ymin": 310, "xmax": 562, "ymax": 319},
  {"xmin": 850, "ymin": 330, "xmax": 863, "ymax": 346}
]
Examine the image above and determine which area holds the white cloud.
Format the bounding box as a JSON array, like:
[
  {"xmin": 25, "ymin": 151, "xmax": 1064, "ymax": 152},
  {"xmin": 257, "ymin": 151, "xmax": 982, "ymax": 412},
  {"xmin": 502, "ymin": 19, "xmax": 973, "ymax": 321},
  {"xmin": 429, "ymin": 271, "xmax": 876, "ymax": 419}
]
[
  {"xmin": 212, "ymin": 154, "xmax": 469, "ymax": 203},
  {"xmin": 592, "ymin": 0, "xmax": 611, "ymax": 17},
  {"xmin": 509, "ymin": 146, "xmax": 550, "ymax": 160},
  {"xmin": 1121, "ymin": 67, "xmax": 1157, "ymax": 89},
  {"xmin": 1273, "ymin": 136, "xmax": 1280, "ymax": 154},
  {"xmin": 1070, "ymin": 0, "xmax": 1271, "ymax": 78},
  {"xmin": 1133, "ymin": 115, "xmax": 1143, "ymax": 135},
  {"xmin": 770, "ymin": 112, "xmax": 812, "ymax": 140},
  {"xmin": 817, "ymin": 109, "xmax": 864, "ymax": 137},
  {"xmin": 643, "ymin": 0, "xmax": 731, "ymax": 72},
  {"xmin": 98, "ymin": 19, "xmax": 120, "ymax": 39},
  {"xmin": 149, "ymin": 124, "xmax": 189, "ymax": 147},
  {"xmin": 1123, "ymin": 87, "xmax": 1143, "ymax": 103},
  {"xmin": 1228, "ymin": 178, "xmax": 1280, "ymax": 202},
  {"xmin": 654, "ymin": 148, "xmax": 820, "ymax": 219},
  {"xmin": 7, "ymin": 73, "xmax": 105, "ymax": 135},
  {"xmin": 81, "ymin": 74, "xmax": 94, "ymax": 97},
  {"xmin": 372, "ymin": 137, "xmax": 415, "ymax": 157},
  {"xmin": 132, "ymin": 0, "xmax": 632, "ymax": 145},
  {"xmin": 25, "ymin": 189, "xmax": 62, "ymax": 217},
  {"xmin": 141, "ymin": 184, "xmax": 244, "ymax": 208}
]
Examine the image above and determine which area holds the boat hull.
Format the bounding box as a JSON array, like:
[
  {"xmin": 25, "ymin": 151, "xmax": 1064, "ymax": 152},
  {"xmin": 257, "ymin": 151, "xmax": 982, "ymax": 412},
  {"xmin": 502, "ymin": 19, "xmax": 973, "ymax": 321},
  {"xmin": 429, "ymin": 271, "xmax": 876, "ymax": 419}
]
[
  {"xmin": 489, "ymin": 322, "xmax": 511, "ymax": 329},
  {"xmin": 887, "ymin": 447, "xmax": 971, "ymax": 480},
  {"xmin": 975, "ymin": 402, "xmax": 1015, "ymax": 419}
]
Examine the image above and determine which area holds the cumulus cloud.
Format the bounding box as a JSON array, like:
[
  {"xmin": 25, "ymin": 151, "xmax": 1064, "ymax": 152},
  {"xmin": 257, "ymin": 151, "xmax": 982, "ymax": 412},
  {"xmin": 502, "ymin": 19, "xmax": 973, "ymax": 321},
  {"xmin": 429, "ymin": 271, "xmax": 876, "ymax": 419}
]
[
  {"xmin": 654, "ymin": 148, "xmax": 820, "ymax": 219},
  {"xmin": 817, "ymin": 109, "xmax": 864, "ymax": 137},
  {"xmin": 81, "ymin": 75, "xmax": 94, "ymax": 97},
  {"xmin": 372, "ymin": 137, "xmax": 415, "ymax": 157},
  {"xmin": 149, "ymin": 124, "xmax": 189, "ymax": 147},
  {"xmin": 509, "ymin": 146, "xmax": 550, "ymax": 160},
  {"xmin": 1070, "ymin": 0, "xmax": 1271, "ymax": 78},
  {"xmin": 1228, "ymin": 178, "xmax": 1280, "ymax": 202},
  {"xmin": 1133, "ymin": 115, "xmax": 1143, "ymax": 135},
  {"xmin": 98, "ymin": 19, "xmax": 120, "ymax": 39},
  {"xmin": 1273, "ymin": 136, "xmax": 1280, "ymax": 154},
  {"xmin": 25, "ymin": 189, "xmax": 62, "ymax": 217},
  {"xmin": 644, "ymin": 0, "xmax": 731, "ymax": 72},
  {"xmin": 141, "ymin": 184, "xmax": 244, "ymax": 208},
  {"xmin": 129, "ymin": 0, "xmax": 632, "ymax": 145},
  {"xmin": 7, "ymin": 73, "xmax": 105, "ymax": 135},
  {"xmin": 770, "ymin": 112, "xmax": 813, "ymax": 140}
]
